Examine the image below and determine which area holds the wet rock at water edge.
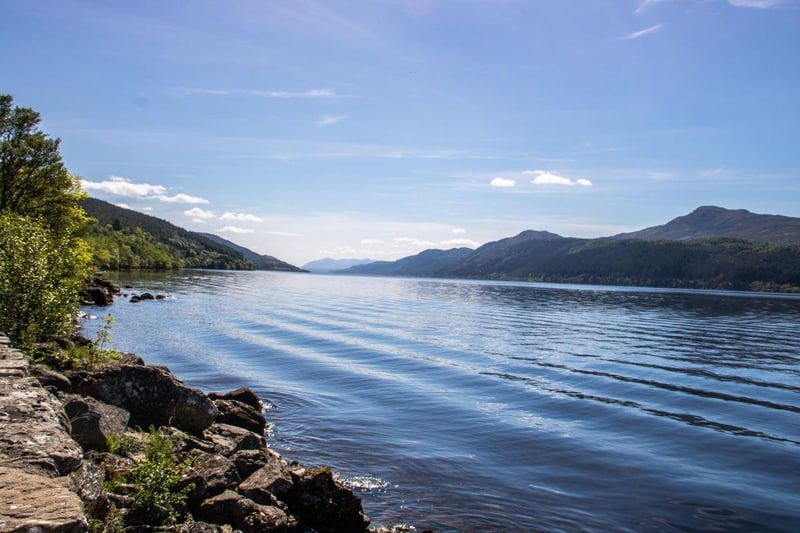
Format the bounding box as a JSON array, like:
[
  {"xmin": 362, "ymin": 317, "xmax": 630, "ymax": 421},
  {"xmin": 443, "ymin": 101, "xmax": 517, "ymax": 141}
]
[{"xmin": 285, "ymin": 467, "xmax": 371, "ymax": 533}]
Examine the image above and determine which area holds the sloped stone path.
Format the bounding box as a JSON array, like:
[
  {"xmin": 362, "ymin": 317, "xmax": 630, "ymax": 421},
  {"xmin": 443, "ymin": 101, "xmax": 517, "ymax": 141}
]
[{"xmin": 0, "ymin": 334, "xmax": 87, "ymax": 532}]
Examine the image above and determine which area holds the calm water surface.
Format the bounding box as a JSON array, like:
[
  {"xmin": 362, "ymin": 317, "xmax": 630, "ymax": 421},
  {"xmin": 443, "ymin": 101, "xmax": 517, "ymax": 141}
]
[{"xmin": 82, "ymin": 271, "xmax": 800, "ymax": 532}]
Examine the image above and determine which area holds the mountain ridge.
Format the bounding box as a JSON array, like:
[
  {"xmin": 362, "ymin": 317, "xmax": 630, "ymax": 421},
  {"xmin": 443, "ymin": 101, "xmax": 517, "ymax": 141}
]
[{"xmin": 335, "ymin": 207, "xmax": 800, "ymax": 292}]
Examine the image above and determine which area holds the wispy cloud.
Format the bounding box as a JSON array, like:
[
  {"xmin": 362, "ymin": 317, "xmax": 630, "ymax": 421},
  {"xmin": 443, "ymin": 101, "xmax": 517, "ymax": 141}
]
[
  {"xmin": 527, "ymin": 171, "xmax": 593, "ymax": 187},
  {"xmin": 451, "ymin": 227, "xmax": 466, "ymax": 234},
  {"xmin": 490, "ymin": 177, "xmax": 516, "ymax": 187},
  {"xmin": 361, "ymin": 238, "xmax": 384, "ymax": 244},
  {"xmin": 220, "ymin": 212, "xmax": 263, "ymax": 223},
  {"xmin": 218, "ymin": 226, "xmax": 254, "ymax": 234},
  {"xmin": 317, "ymin": 115, "xmax": 347, "ymax": 127},
  {"xmin": 637, "ymin": 0, "xmax": 783, "ymax": 12},
  {"xmin": 264, "ymin": 231, "xmax": 303, "ymax": 237},
  {"xmin": 728, "ymin": 0, "xmax": 783, "ymax": 7},
  {"xmin": 620, "ymin": 23, "xmax": 665, "ymax": 40},
  {"xmin": 175, "ymin": 88, "xmax": 339, "ymax": 99}
]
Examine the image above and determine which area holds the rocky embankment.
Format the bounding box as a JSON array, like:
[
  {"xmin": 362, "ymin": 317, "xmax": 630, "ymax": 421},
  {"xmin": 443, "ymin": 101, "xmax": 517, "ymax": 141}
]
[{"xmin": 0, "ymin": 332, "xmax": 419, "ymax": 533}]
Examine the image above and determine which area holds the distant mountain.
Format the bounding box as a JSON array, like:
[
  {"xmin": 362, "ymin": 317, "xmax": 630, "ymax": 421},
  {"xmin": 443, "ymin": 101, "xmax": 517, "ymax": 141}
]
[
  {"xmin": 342, "ymin": 248, "xmax": 474, "ymax": 277},
  {"xmin": 197, "ymin": 233, "xmax": 304, "ymax": 272},
  {"xmin": 334, "ymin": 210, "xmax": 800, "ymax": 292},
  {"xmin": 613, "ymin": 206, "xmax": 800, "ymax": 244},
  {"xmin": 302, "ymin": 258, "xmax": 374, "ymax": 273}
]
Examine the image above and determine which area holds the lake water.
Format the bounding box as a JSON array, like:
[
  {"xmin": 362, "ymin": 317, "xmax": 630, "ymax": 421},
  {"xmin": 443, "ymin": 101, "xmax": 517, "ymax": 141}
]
[{"xmin": 81, "ymin": 270, "xmax": 800, "ymax": 532}]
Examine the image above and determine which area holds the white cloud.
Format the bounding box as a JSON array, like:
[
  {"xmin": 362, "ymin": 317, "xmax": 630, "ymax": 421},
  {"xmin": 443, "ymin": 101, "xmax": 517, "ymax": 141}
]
[
  {"xmin": 140, "ymin": 207, "xmax": 154, "ymax": 212},
  {"xmin": 394, "ymin": 237, "xmax": 437, "ymax": 247},
  {"xmin": 318, "ymin": 115, "xmax": 347, "ymax": 127},
  {"xmin": 440, "ymin": 238, "xmax": 480, "ymax": 248},
  {"xmin": 192, "ymin": 219, "xmax": 208, "ymax": 224},
  {"xmin": 264, "ymin": 231, "xmax": 303, "ymax": 237},
  {"xmin": 528, "ymin": 170, "xmax": 593, "ymax": 187},
  {"xmin": 361, "ymin": 238, "xmax": 384, "ymax": 244},
  {"xmin": 115, "ymin": 203, "xmax": 130, "ymax": 209},
  {"xmin": 81, "ymin": 176, "xmax": 166, "ymax": 197},
  {"xmin": 81, "ymin": 176, "xmax": 209, "ymax": 203},
  {"xmin": 154, "ymin": 193, "xmax": 210, "ymax": 204},
  {"xmin": 220, "ymin": 212, "xmax": 263, "ymax": 223},
  {"xmin": 451, "ymin": 227, "xmax": 466, "ymax": 234},
  {"xmin": 184, "ymin": 207, "xmax": 216, "ymax": 219},
  {"xmin": 728, "ymin": 0, "xmax": 783, "ymax": 7},
  {"xmin": 621, "ymin": 23, "xmax": 665, "ymax": 40},
  {"xmin": 218, "ymin": 226, "xmax": 254, "ymax": 234},
  {"xmin": 490, "ymin": 177, "xmax": 516, "ymax": 187},
  {"xmin": 176, "ymin": 88, "xmax": 339, "ymax": 99}
]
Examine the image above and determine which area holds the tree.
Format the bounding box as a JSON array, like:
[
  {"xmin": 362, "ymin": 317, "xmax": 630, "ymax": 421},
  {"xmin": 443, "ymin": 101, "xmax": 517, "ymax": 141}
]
[
  {"xmin": 0, "ymin": 94, "xmax": 87, "ymax": 234},
  {"xmin": 0, "ymin": 213, "xmax": 91, "ymax": 344},
  {"xmin": 0, "ymin": 95, "xmax": 93, "ymax": 346}
]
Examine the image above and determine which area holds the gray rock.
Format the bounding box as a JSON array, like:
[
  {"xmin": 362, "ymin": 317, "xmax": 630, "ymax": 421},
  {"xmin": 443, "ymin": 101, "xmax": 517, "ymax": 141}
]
[
  {"xmin": 68, "ymin": 460, "xmax": 108, "ymax": 519},
  {"xmin": 76, "ymin": 364, "xmax": 217, "ymax": 435},
  {"xmin": 197, "ymin": 490, "xmax": 244, "ymax": 525},
  {"xmin": 286, "ymin": 467, "xmax": 370, "ymax": 533},
  {"xmin": 209, "ymin": 387, "xmax": 262, "ymax": 412},
  {"xmin": 0, "ymin": 375, "xmax": 83, "ymax": 476},
  {"xmin": 0, "ymin": 466, "xmax": 88, "ymax": 532},
  {"xmin": 238, "ymin": 455, "xmax": 295, "ymax": 504},
  {"xmin": 230, "ymin": 449, "xmax": 270, "ymax": 479},
  {"xmin": 203, "ymin": 423, "xmax": 265, "ymax": 456},
  {"xmin": 30, "ymin": 365, "xmax": 73, "ymax": 394},
  {"xmin": 233, "ymin": 498, "xmax": 299, "ymax": 533},
  {"xmin": 213, "ymin": 398, "xmax": 266, "ymax": 434},
  {"xmin": 63, "ymin": 395, "xmax": 130, "ymax": 452},
  {"xmin": 190, "ymin": 452, "xmax": 241, "ymax": 498}
]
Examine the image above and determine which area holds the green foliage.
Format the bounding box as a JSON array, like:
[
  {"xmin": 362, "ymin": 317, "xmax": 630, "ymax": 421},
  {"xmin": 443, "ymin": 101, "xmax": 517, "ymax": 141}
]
[
  {"xmin": 106, "ymin": 432, "xmax": 139, "ymax": 457},
  {"xmin": 81, "ymin": 198, "xmax": 254, "ymax": 270},
  {"xmin": 0, "ymin": 213, "xmax": 92, "ymax": 345},
  {"xmin": 125, "ymin": 426, "xmax": 193, "ymax": 521},
  {"xmin": 0, "ymin": 95, "xmax": 88, "ymax": 235}
]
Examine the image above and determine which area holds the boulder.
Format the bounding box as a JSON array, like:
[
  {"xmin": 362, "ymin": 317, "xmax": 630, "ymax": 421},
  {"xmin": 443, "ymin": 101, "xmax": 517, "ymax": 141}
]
[
  {"xmin": 140, "ymin": 292, "xmax": 155, "ymax": 300},
  {"xmin": 190, "ymin": 452, "xmax": 241, "ymax": 498},
  {"xmin": 30, "ymin": 365, "xmax": 73, "ymax": 394},
  {"xmin": 238, "ymin": 455, "xmax": 295, "ymax": 504},
  {"xmin": 93, "ymin": 278, "xmax": 121, "ymax": 294},
  {"xmin": 230, "ymin": 448, "xmax": 271, "ymax": 479},
  {"xmin": 213, "ymin": 398, "xmax": 266, "ymax": 434},
  {"xmin": 0, "ymin": 466, "xmax": 88, "ymax": 532},
  {"xmin": 76, "ymin": 364, "xmax": 217, "ymax": 435},
  {"xmin": 80, "ymin": 286, "xmax": 113, "ymax": 306},
  {"xmin": 285, "ymin": 467, "xmax": 370, "ymax": 533},
  {"xmin": 69, "ymin": 460, "xmax": 109, "ymax": 519},
  {"xmin": 197, "ymin": 490, "xmax": 244, "ymax": 525},
  {"xmin": 233, "ymin": 498, "xmax": 299, "ymax": 533},
  {"xmin": 63, "ymin": 395, "xmax": 130, "ymax": 452},
  {"xmin": 203, "ymin": 423, "xmax": 265, "ymax": 456},
  {"xmin": 209, "ymin": 387, "xmax": 262, "ymax": 412}
]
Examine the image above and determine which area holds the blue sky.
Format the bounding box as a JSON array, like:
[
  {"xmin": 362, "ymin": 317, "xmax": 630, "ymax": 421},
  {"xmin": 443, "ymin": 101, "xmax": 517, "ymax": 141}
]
[{"xmin": 2, "ymin": 0, "xmax": 798, "ymax": 266}]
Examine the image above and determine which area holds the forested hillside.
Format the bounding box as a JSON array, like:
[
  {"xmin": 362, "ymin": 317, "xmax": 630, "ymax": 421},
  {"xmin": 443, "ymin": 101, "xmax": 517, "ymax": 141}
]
[{"xmin": 81, "ymin": 198, "xmax": 253, "ymax": 270}]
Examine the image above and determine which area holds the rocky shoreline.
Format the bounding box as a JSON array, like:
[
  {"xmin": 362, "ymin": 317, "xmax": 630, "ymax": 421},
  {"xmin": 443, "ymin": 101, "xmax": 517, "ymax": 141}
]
[{"xmin": 0, "ymin": 297, "xmax": 429, "ymax": 532}]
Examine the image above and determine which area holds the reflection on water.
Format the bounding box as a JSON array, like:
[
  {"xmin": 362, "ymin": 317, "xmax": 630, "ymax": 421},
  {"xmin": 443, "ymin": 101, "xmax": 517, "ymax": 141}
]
[{"xmin": 84, "ymin": 271, "xmax": 800, "ymax": 532}]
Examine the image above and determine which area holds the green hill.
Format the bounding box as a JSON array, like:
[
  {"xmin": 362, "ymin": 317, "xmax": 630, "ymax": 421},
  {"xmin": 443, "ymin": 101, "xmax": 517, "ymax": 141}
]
[
  {"xmin": 80, "ymin": 198, "xmax": 293, "ymax": 271},
  {"xmin": 197, "ymin": 232, "xmax": 305, "ymax": 272}
]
